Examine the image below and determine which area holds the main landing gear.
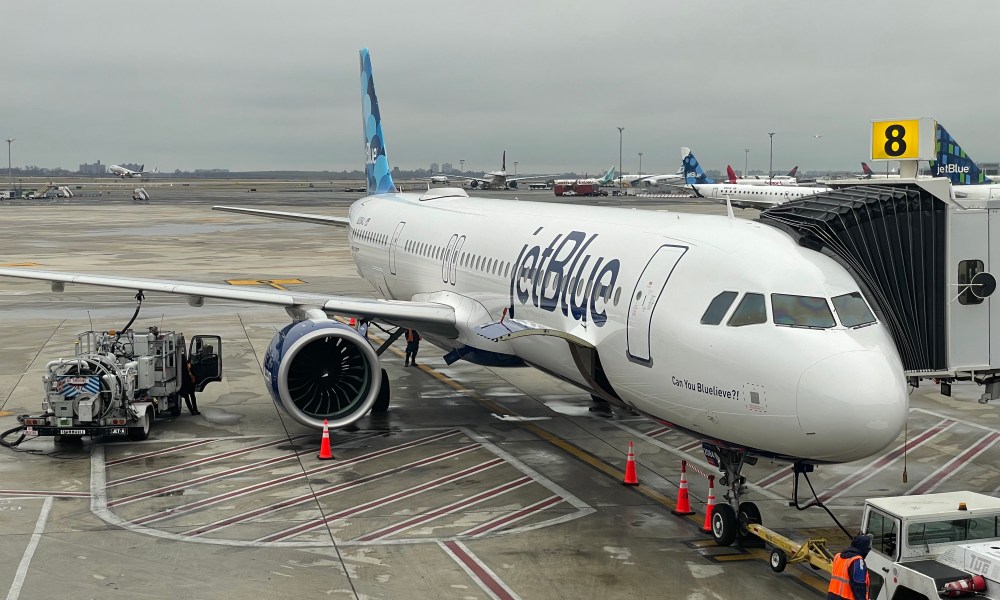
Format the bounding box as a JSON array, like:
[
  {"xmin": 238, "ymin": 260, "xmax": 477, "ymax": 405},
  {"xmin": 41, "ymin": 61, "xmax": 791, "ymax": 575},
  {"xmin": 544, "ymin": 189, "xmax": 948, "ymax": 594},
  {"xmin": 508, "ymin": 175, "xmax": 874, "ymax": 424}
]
[{"xmin": 704, "ymin": 444, "xmax": 762, "ymax": 547}]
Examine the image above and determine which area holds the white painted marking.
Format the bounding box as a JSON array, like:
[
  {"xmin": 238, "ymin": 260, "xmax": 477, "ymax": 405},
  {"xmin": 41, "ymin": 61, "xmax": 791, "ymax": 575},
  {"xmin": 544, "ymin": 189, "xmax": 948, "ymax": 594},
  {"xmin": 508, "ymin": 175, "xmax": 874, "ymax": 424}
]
[{"xmin": 5, "ymin": 496, "xmax": 53, "ymax": 600}]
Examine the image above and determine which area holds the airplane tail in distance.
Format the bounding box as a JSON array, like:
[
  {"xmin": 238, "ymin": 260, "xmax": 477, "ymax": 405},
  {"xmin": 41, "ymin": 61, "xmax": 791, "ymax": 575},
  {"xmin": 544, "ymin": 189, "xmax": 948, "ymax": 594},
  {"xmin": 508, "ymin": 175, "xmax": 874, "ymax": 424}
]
[
  {"xmin": 787, "ymin": 166, "xmax": 798, "ymax": 177},
  {"xmin": 930, "ymin": 124, "xmax": 989, "ymax": 185},
  {"xmin": 360, "ymin": 48, "xmax": 397, "ymax": 195},
  {"xmin": 682, "ymin": 148, "xmax": 715, "ymax": 185},
  {"xmin": 726, "ymin": 165, "xmax": 738, "ymax": 183},
  {"xmin": 502, "ymin": 151, "xmax": 506, "ymax": 172},
  {"xmin": 861, "ymin": 162, "xmax": 874, "ymax": 177},
  {"xmin": 600, "ymin": 165, "xmax": 616, "ymax": 184},
  {"xmin": 139, "ymin": 164, "xmax": 145, "ymax": 172}
]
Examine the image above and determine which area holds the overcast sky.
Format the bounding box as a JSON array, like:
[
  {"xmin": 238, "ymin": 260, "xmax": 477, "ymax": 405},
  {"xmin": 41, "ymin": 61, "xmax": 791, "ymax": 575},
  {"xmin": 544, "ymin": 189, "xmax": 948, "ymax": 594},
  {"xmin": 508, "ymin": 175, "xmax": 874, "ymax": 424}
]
[{"xmin": 4, "ymin": 0, "xmax": 999, "ymax": 174}]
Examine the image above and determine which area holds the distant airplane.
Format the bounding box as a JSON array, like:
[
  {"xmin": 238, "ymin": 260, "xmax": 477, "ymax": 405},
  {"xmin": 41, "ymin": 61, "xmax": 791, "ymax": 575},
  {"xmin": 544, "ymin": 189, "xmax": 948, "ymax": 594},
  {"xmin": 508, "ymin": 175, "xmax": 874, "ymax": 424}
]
[
  {"xmin": 426, "ymin": 174, "xmax": 450, "ymax": 184},
  {"xmin": 108, "ymin": 164, "xmax": 154, "ymax": 179},
  {"xmin": 860, "ymin": 162, "xmax": 899, "ymax": 180},
  {"xmin": 626, "ymin": 166, "xmax": 685, "ymax": 187},
  {"xmin": 686, "ymin": 149, "xmax": 830, "ymax": 209},
  {"xmin": 929, "ymin": 124, "xmax": 1000, "ymax": 199},
  {"xmin": 450, "ymin": 152, "xmax": 553, "ymax": 190},
  {"xmin": 726, "ymin": 165, "xmax": 800, "ymax": 186},
  {"xmin": 553, "ymin": 166, "xmax": 616, "ymax": 187}
]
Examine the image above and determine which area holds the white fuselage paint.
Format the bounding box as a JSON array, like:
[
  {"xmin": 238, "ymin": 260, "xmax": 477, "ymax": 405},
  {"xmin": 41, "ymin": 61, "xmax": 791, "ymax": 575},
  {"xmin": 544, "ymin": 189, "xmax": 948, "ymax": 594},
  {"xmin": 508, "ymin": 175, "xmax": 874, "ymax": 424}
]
[
  {"xmin": 694, "ymin": 183, "xmax": 832, "ymax": 205},
  {"xmin": 347, "ymin": 191, "xmax": 908, "ymax": 464}
]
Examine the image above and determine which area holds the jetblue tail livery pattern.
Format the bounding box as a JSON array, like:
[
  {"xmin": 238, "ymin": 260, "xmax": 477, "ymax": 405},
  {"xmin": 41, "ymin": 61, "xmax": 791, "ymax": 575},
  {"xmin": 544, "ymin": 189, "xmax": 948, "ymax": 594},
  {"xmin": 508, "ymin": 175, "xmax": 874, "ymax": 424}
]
[
  {"xmin": 931, "ymin": 123, "xmax": 990, "ymax": 185},
  {"xmin": 682, "ymin": 148, "xmax": 715, "ymax": 184},
  {"xmin": 361, "ymin": 48, "xmax": 396, "ymax": 195},
  {"xmin": 0, "ymin": 50, "xmax": 910, "ymax": 546}
]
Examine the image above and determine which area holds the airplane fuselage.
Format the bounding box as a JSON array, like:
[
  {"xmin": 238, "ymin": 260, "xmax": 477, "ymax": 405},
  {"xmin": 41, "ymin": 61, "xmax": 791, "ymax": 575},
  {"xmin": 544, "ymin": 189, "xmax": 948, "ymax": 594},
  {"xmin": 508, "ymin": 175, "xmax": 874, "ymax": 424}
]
[
  {"xmin": 346, "ymin": 190, "xmax": 908, "ymax": 465},
  {"xmin": 694, "ymin": 183, "xmax": 831, "ymax": 205}
]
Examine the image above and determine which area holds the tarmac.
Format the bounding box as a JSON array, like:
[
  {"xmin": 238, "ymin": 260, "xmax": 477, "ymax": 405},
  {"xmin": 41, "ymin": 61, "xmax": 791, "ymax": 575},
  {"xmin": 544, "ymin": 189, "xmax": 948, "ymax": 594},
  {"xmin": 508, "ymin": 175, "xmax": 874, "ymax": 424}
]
[{"xmin": 1, "ymin": 180, "xmax": 999, "ymax": 599}]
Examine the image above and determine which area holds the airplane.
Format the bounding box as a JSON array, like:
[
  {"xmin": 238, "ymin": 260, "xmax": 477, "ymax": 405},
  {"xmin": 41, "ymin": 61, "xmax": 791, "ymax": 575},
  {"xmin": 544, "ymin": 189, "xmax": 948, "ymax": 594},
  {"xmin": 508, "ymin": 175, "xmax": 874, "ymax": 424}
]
[
  {"xmin": 450, "ymin": 152, "xmax": 552, "ymax": 189},
  {"xmin": 860, "ymin": 162, "xmax": 899, "ymax": 180},
  {"xmin": 0, "ymin": 49, "xmax": 909, "ymax": 546},
  {"xmin": 553, "ymin": 166, "xmax": 616, "ymax": 187},
  {"xmin": 686, "ymin": 150, "xmax": 831, "ymax": 209},
  {"xmin": 426, "ymin": 174, "xmax": 450, "ymax": 184},
  {"xmin": 626, "ymin": 166, "xmax": 685, "ymax": 187},
  {"xmin": 108, "ymin": 164, "xmax": 154, "ymax": 179},
  {"xmin": 727, "ymin": 166, "xmax": 800, "ymax": 186},
  {"xmin": 928, "ymin": 124, "xmax": 1000, "ymax": 199}
]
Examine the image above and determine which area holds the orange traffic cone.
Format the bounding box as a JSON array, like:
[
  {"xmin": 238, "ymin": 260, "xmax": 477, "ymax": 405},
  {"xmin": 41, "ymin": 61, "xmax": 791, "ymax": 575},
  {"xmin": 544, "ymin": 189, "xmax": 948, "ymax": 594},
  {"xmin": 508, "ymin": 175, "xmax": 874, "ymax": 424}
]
[
  {"xmin": 701, "ymin": 475, "xmax": 716, "ymax": 533},
  {"xmin": 623, "ymin": 441, "xmax": 639, "ymax": 486},
  {"xmin": 672, "ymin": 459, "xmax": 696, "ymax": 515},
  {"xmin": 317, "ymin": 419, "xmax": 334, "ymax": 460}
]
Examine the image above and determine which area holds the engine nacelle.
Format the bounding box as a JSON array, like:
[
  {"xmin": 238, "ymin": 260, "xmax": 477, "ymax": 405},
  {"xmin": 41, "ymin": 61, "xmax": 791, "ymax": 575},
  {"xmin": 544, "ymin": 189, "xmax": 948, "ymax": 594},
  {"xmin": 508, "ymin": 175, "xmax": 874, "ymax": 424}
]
[
  {"xmin": 507, "ymin": 181, "xmax": 518, "ymax": 189},
  {"xmin": 263, "ymin": 319, "xmax": 381, "ymax": 429},
  {"xmin": 469, "ymin": 180, "xmax": 480, "ymax": 189}
]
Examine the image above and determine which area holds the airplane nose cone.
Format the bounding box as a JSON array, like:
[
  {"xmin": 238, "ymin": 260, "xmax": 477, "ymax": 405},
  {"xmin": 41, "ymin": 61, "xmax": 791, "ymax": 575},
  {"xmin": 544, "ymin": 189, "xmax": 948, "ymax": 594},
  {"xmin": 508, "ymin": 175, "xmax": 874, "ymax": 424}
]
[{"xmin": 796, "ymin": 350, "xmax": 908, "ymax": 462}]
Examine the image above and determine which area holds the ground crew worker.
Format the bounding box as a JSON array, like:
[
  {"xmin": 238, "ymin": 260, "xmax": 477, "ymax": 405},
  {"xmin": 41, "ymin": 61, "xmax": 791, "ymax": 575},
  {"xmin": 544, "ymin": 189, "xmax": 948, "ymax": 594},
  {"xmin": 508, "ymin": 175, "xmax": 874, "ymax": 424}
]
[
  {"xmin": 404, "ymin": 329, "xmax": 421, "ymax": 367},
  {"xmin": 179, "ymin": 355, "xmax": 200, "ymax": 415},
  {"xmin": 828, "ymin": 534, "xmax": 871, "ymax": 600}
]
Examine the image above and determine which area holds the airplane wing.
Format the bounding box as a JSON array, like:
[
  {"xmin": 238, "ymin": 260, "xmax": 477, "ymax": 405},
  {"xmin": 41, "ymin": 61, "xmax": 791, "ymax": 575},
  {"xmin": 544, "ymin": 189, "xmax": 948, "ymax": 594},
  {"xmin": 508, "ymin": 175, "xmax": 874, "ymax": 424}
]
[
  {"xmin": 506, "ymin": 175, "xmax": 557, "ymax": 183},
  {"xmin": 213, "ymin": 206, "xmax": 351, "ymax": 227},
  {"xmin": 448, "ymin": 175, "xmax": 492, "ymax": 185},
  {"xmin": 0, "ymin": 268, "xmax": 459, "ymax": 338}
]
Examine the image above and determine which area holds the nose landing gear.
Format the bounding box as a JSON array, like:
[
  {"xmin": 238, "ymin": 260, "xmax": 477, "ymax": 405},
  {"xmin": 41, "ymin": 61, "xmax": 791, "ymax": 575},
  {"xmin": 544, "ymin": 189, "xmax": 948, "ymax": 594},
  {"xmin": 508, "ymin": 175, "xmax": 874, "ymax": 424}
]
[{"xmin": 704, "ymin": 444, "xmax": 762, "ymax": 547}]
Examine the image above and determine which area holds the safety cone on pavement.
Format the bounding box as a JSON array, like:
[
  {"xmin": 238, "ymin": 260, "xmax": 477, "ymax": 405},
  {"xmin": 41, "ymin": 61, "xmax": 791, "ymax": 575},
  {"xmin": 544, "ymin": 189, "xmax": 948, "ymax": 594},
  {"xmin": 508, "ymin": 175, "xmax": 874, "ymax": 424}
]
[
  {"xmin": 672, "ymin": 459, "xmax": 696, "ymax": 515},
  {"xmin": 317, "ymin": 419, "xmax": 334, "ymax": 460},
  {"xmin": 623, "ymin": 441, "xmax": 639, "ymax": 486},
  {"xmin": 701, "ymin": 475, "xmax": 717, "ymax": 533}
]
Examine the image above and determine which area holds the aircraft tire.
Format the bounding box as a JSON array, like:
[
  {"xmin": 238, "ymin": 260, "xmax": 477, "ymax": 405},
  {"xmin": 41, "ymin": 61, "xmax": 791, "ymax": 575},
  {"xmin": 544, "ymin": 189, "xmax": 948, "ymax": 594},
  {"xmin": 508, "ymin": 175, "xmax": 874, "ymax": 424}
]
[
  {"xmin": 711, "ymin": 504, "xmax": 737, "ymax": 546},
  {"xmin": 372, "ymin": 369, "xmax": 390, "ymax": 414}
]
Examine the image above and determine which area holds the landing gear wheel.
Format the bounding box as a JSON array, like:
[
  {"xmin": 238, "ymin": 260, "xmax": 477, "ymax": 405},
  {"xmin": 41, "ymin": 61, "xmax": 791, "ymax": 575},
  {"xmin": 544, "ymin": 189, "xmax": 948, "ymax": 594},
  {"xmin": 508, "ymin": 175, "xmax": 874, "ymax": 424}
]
[
  {"xmin": 128, "ymin": 408, "xmax": 153, "ymax": 441},
  {"xmin": 711, "ymin": 504, "xmax": 737, "ymax": 546},
  {"xmin": 738, "ymin": 501, "xmax": 764, "ymax": 548},
  {"xmin": 372, "ymin": 369, "xmax": 390, "ymax": 414},
  {"xmin": 769, "ymin": 548, "xmax": 788, "ymax": 573},
  {"xmin": 169, "ymin": 394, "xmax": 182, "ymax": 417}
]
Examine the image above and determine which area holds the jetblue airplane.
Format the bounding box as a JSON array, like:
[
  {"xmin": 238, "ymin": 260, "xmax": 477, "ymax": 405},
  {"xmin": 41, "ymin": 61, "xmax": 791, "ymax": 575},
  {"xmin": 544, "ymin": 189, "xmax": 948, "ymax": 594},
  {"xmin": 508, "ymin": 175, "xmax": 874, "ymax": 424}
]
[
  {"xmin": 684, "ymin": 149, "xmax": 831, "ymax": 209},
  {"xmin": 929, "ymin": 124, "xmax": 999, "ymax": 199},
  {"xmin": 0, "ymin": 49, "xmax": 909, "ymax": 546}
]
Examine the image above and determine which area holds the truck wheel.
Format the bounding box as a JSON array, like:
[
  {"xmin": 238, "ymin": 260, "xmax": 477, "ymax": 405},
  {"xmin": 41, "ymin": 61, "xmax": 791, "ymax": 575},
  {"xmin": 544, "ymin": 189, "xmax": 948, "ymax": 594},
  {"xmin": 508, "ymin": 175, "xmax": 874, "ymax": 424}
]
[
  {"xmin": 372, "ymin": 369, "xmax": 390, "ymax": 414},
  {"xmin": 128, "ymin": 408, "xmax": 153, "ymax": 441},
  {"xmin": 769, "ymin": 548, "xmax": 787, "ymax": 573},
  {"xmin": 169, "ymin": 395, "xmax": 182, "ymax": 417},
  {"xmin": 711, "ymin": 504, "xmax": 737, "ymax": 546}
]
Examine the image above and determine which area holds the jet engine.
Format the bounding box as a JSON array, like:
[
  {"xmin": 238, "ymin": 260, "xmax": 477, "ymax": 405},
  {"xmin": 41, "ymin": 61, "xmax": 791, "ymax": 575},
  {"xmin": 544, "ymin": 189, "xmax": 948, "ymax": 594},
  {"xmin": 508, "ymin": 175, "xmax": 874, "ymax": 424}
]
[
  {"xmin": 469, "ymin": 180, "xmax": 480, "ymax": 189},
  {"xmin": 507, "ymin": 181, "xmax": 518, "ymax": 189},
  {"xmin": 263, "ymin": 319, "xmax": 381, "ymax": 429}
]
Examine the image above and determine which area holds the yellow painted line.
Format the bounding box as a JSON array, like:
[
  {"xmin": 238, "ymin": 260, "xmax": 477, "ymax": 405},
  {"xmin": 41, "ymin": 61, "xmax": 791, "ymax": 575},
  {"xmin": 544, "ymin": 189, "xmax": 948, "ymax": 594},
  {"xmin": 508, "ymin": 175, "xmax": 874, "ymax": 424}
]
[
  {"xmin": 268, "ymin": 279, "xmax": 304, "ymax": 285},
  {"xmin": 0, "ymin": 411, "xmax": 14, "ymax": 417},
  {"xmin": 0, "ymin": 262, "xmax": 39, "ymax": 267},
  {"xmin": 226, "ymin": 279, "xmax": 262, "ymax": 286},
  {"xmin": 224, "ymin": 278, "xmax": 305, "ymax": 291}
]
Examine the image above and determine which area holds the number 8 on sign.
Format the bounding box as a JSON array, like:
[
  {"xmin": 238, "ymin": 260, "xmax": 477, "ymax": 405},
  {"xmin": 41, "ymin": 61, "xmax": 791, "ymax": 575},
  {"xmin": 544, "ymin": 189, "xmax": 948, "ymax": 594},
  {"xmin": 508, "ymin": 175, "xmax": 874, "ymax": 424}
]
[{"xmin": 871, "ymin": 119, "xmax": 919, "ymax": 160}]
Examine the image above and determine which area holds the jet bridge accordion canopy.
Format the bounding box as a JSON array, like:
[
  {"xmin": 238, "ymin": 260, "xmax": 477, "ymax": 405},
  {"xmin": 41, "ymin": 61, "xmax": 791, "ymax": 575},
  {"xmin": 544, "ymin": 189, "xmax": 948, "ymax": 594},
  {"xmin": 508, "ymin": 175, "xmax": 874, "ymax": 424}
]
[{"xmin": 759, "ymin": 184, "xmax": 947, "ymax": 372}]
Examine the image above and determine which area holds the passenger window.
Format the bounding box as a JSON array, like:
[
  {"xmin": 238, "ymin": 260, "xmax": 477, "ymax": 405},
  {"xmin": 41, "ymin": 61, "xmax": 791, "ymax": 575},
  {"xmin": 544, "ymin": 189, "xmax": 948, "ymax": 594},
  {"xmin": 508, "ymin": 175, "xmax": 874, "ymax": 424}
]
[
  {"xmin": 959, "ymin": 259, "xmax": 986, "ymax": 305},
  {"xmin": 727, "ymin": 293, "xmax": 767, "ymax": 327},
  {"xmin": 771, "ymin": 294, "xmax": 835, "ymax": 328},
  {"xmin": 701, "ymin": 291, "xmax": 738, "ymax": 325},
  {"xmin": 832, "ymin": 292, "xmax": 876, "ymax": 327}
]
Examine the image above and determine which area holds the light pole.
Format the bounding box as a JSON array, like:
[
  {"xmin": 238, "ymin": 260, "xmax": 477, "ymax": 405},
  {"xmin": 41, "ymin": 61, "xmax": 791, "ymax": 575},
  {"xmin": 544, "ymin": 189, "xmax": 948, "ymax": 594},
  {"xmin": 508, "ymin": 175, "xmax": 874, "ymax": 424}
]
[
  {"xmin": 460, "ymin": 159, "xmax": 465, "ymax": 174},
  {"xmin": 513, "ymin": 161, "xmax": 518, "ymax": 177},
  {"xmin": 768, "ymin": 132, "xmax": 775, "ymax": 184},
  {"xmin": 617, "ymin": 127, "xmax": 624, "ymax": 191},
  {"xmin": 638, "ymin": 152, "xmax": 643, "ymax": 178},
  {"xmin": 744, "ymin": 148, "xmax": 750, "ymax": 179},
  {"xmin": 6, "ymin": 138, "xmax": 13, "ymax": 193}
]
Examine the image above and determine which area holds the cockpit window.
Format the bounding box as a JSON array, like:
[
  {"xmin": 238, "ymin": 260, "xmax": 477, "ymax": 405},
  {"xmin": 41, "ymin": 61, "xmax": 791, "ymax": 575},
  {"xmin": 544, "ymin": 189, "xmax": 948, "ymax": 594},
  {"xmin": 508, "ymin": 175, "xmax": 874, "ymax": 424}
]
[
  {"xmin": 832, "ymin": 292, "xmax": 877, "ymax": 328},
  {"xmin": 727, "ymin": 293, "xmax": 767, "ymax": 327},
  {"xmin": 701, "ymin": 291, "xmax": 738, "ymax": 325},
  {"xmin": 771, "ymin": 294, "xmax": 835, "ymax": 328}
]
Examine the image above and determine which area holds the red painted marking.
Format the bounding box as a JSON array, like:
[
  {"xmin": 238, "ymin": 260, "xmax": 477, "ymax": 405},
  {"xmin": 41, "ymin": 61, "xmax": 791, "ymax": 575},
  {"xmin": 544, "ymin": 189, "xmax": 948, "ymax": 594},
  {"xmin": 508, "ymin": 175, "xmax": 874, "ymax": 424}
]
[
  {"xmin": 105, "ymin": 439, "xmax": 214, "ymax": 466},
  {"xmin": 757, "ymin": 467, "xmax": 793, "ymax": 489},
  {"xmin": 818, "ymin": 419, "xmax": 955, "ymax": 504},
  {"xmin": 182, "ymin": 443, "xmax": 482, "ymax": 536},
  {"xmin": 0, "ymin": 490, "xmax": 90, "ymax": 498},
  {"xmin": 461, "ymin": 495, "xmax": 562, "ymax": 537},
  {"xmin": 646, "ymin": 426, "xmax": 670, "ymax": 438},
  {"xmin": 131, "ymin": 429, "xmax": 462, "ymax": 526},
  {"xmin": 909, "ymin": 432, "xmax": 1000, "ymax": 495},
  {"xmin": 356, "ymin": 476, "xmax": 533, "ymax": 542},
  {"xmin": 259, "ymin": 458, "xmax": 507, "ymax": 543},
  {"xmin": 444, "ymin": 541, "xmax": 518, "ymax": 600},
  {"xmin": 107, "ymin": 436, "xmax": 305, "ymax": 487}
]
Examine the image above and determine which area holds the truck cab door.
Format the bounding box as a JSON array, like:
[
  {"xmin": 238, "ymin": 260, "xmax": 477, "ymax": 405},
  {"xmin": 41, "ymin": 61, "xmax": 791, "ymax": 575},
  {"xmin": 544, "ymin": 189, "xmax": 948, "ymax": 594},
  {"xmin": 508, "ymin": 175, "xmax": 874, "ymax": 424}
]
[
  {"xmin": 863, "ymin": 508, "xmax": 900, "ymax": 600},
  {"xmin": 189, "ymin": 335, "xmax": 223, "ymax": 391}
]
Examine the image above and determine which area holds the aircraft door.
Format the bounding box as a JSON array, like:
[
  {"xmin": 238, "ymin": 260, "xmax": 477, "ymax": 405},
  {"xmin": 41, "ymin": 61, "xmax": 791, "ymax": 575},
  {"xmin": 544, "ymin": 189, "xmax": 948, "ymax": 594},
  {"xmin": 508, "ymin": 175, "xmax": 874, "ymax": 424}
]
[
  {"xmin": 442, "ymin": 234, "xmax": 458, "ymax": 283},
  {"xmin": 450, "ymin": 235, "xmax": 466, "ymax": 285},
  {"xmin": 626, "ymin": 245, "xmax": 688, "ymax": 365},
  {"xmin": 189, "ymin": 335, "xmax": 222, "ymax": 392},
  {"xmin": 389, "ymin": 222, "xmax": 405, "ymax": 275}
]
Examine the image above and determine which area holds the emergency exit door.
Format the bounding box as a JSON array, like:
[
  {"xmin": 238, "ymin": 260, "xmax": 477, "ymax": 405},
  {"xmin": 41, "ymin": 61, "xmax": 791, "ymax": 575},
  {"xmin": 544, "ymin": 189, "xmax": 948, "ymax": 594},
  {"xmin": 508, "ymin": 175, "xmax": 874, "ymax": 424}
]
[{"xmin": 627, "ymin": 245, "xmax": 687, "ymax": 365}]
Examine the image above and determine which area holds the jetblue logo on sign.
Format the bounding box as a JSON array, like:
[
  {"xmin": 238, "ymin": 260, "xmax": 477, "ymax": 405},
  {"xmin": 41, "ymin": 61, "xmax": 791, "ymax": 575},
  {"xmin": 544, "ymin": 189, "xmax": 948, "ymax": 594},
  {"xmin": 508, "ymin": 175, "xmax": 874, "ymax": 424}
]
[{"xmin": 508, "ymin": 229, "xmax": 620, "ymax": 327}]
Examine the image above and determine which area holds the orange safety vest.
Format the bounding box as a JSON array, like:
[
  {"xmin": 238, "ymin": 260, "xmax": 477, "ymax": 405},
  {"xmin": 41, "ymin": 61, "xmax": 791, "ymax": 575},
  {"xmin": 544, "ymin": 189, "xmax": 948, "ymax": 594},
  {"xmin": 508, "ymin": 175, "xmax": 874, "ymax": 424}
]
[
  {"xmin": 406, "ymin": 330, "xmax": 420, "ymax": 343},
  {"xmin": 828, "ymin": 553, "xmax": 869, "ymax": 600}
]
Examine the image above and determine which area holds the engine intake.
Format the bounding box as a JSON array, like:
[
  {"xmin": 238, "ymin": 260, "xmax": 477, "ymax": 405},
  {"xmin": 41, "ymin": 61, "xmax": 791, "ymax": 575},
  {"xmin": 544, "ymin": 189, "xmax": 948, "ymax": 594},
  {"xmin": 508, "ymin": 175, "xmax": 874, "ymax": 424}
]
[{"xmin": 263, "ymin": 320, "xmax": 381, "ymax": 429}]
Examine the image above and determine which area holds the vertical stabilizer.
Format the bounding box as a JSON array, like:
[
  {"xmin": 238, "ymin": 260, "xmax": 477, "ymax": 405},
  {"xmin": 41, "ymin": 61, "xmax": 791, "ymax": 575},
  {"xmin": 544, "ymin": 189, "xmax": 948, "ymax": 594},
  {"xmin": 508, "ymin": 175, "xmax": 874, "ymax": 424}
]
[
  {"xmin": 930, "ymin": 124, "xmax": 989, "ymax": 185},
  {"xmin": 600, "ymin": 165, "xmax": 616, "ymax": 184},
  {"xmin": 682, "ymin": 148, "xmax": 715, "ymax": 185},
  {"xmin": 360, "ymin": 49, "xmax": 396, "ymax": 195}
]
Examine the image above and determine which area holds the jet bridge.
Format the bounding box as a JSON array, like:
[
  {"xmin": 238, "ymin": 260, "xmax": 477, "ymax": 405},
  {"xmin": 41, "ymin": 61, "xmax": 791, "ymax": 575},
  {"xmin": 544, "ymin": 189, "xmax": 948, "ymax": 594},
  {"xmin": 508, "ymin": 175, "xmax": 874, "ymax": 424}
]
[{"xmin": 759, "ymin": 178, "xmax": 1000, "ymax": 401}]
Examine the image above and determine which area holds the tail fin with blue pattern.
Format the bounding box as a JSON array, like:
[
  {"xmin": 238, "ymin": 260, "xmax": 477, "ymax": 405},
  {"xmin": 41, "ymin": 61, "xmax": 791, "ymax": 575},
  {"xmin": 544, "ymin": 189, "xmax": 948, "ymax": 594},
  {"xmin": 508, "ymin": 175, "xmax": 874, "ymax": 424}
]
[
  {"xmin": 598, "ymin": 166, "xmax": 616, "ymax": 185},
  {"xmin": 682, "ymin": 148, "xmax": 715, "ymax": 184},
  {"xmin": 360, "ymin": 49, "xmax": 397, "ymax": 195},
  {"xmin": 930, "ymin": 124, "xmax": 989, "ymax": 185}
]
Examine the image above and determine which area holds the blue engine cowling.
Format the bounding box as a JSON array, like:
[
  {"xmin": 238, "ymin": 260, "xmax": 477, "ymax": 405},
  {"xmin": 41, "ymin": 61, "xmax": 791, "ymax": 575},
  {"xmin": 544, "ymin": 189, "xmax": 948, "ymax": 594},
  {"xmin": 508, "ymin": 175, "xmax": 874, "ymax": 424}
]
[{"xmin": 263, "ymin": 319, "xmax": 381, "ymax": 429}]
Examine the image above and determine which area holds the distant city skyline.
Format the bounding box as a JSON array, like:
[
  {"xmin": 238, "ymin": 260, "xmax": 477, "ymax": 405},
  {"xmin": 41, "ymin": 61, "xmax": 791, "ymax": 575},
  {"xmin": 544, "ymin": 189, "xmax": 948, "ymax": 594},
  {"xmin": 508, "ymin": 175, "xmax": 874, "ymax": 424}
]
[{"xmin": 4, "ymin": 0, "xmax": 999, "ymax": 174}]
